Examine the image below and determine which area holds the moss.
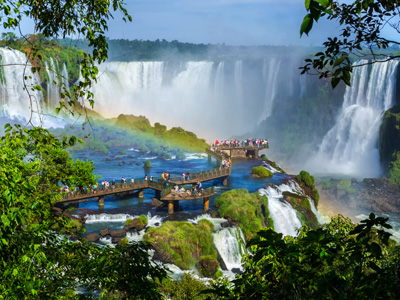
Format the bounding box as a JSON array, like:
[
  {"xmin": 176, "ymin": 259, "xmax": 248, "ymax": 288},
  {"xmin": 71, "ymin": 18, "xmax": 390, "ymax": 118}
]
[
  {"xmin": 251, "ymin": 166, "xmax": 273, "ymax": 178},
  {"xmin": 121, "ymin": 238, "xmax": 129, "ymax": 245},
  {"xmin": 118, "ymin": 149, "xmax": 126, "ymax": 154},
  {"xmin": 214, "ymin": 269, "xmax": 223, "ymax": 279},
  {"xmin": 337, "ymin": 179, "xmax": 355, "ymax": 194},
  {"xmin": 260, "ymin": 154, "xmax": 268, "ymax": 160},
  {"xmin": 214, "ymin": 189, "xmax": 271, "ymax": 240},
  {"xmin": 143, "ymin": 220, "xmax": 217, "ymax": 270},
  {"xmin": 296, "ymin": 170, "xmax": 315, "ymax": 187},
  {"xmin": 138, "ymin": 214, "xmax": 148, "ymax": 225},
  {"xmin": 126, "ymin": 219, "xmax": 133, "ymax": 226}
]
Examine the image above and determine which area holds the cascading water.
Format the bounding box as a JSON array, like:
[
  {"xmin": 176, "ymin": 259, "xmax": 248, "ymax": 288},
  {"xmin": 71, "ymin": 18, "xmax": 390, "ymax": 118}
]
[
  {"xmin": 86, "ymin": 58, "xmax": 304, "ymax": 139},
  {"xmin": 258, "ymin": 58, "xmax": 281, "ymax": 124},
  {"xmin": 307, "ymin": 60, "xmax": 399, "ymax": 178},
  {"xmin": 258, "ymin": 180, "xmax": 307, "ymax": 236},
  {"xmin": 0, "ymin": 48, "xmax": 44, "ymax": 122},
  {"xmin": 213, "ymin": 227, "xmax": 245, "ymax": 271}
]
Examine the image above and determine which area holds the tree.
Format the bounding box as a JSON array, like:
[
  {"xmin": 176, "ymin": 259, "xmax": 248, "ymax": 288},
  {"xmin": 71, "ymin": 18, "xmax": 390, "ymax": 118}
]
[
  {"xmin": 300, "ymin": 0, "xmax": 400, "ymax": 88},
  {"xmin": 209, "ymin": 214, "xmax": 400, "ymax": 299}
]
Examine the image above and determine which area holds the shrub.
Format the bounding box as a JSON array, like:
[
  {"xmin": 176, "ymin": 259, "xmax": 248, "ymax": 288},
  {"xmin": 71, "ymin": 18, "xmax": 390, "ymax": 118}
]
[
  {"xmin": 176, "ymin": 152, "xmax": 186, "ymax": 160},
  {"xmin": 138, "ymin": 214, "xmax": 148, "ymax": 225},
  {"xmin": 296, "ymin": 170, "xmax": 314, "ymax": 187},
  {"xmin": 252, "ymin": 166, "xmax": 273, "ymax": 178},
  {"xmin": 214, "ymin": 189, "xmax": 271, "ymax": 240},
  {"xmin": 144, "ymin": 160, "xmax": 151, "ymax": 168}
]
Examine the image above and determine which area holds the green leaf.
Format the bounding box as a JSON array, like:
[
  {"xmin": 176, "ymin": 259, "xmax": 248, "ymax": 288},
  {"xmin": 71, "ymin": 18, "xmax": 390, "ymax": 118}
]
[
  {"xmin": 316, "ymin": 0, "xmax": 329, "ymax": 6},
  {"xmin": 331, "ymin": 77, "xmax": 340, "ymax": 89},
  {"xmin": 305, "ymin": 0, "xmax": 311, "ymax": 10},
  {"xmin": 333, "ymin": 55, "xmax": 347, "ymax": 67},
  {"xmin": 300, "ymin": 15, "xmax": 313, "ymax": 36}
]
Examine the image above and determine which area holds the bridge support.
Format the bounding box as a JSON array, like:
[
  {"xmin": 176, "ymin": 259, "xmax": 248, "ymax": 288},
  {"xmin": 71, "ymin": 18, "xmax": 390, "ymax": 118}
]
[
  {"xmin": 155, "ymin": 190, "xmax": 161, "ymax": 200},
  {"xmin": 222, "ymin": 177, "xmax": 228, "ymax": 186},
  {"xmin": 98, "ymin": 197, "xmax": 104, "ymax": 209},
  {"xmin": 203, "ymin": 197, "xmax": 209, "ymax": 211},
  {"xmin": 208, "ymin": 154, "xmax": 211, "ymax": 163},
  {"xmin": 138, "ymin": 189, "xmax": 144, "ymax": 198},
  {"xmin": 168, "ymin": 201, "xmax": 174, "ymax": 214},
  {"xmin": 174, "ymin": 201, "xmax": 179, "ymax": 211}
]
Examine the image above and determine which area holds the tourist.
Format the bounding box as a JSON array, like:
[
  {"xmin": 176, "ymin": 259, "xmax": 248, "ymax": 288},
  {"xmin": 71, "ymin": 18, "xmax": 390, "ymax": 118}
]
[
  {"xmin": 112, "ymin": 179, "xmax": 116, "ymax": 189},
  {"xmin": 131, "ymin": 177, "xmax": 134, "ymax": 185},
  {"xmin": 174, "ymin": 184, "xmax": 179, "ymax": 193},
  {"xmin": 179, "ymin": 186, "xmax": 185, "ymax": 197},
  {"xmin": 182, "ymin": 173, "xmax": 185, "ymax": 181},
  {"xmin": 186, "ymin": 171, "xmax": 190, "ymax": 181},
  {"xmin": 145, "ymin": 174, "xmax": 148, "ymax": 181},
  {"xmin": 150, "ymin": 176, "xmax": 154, "ymax": 181}
]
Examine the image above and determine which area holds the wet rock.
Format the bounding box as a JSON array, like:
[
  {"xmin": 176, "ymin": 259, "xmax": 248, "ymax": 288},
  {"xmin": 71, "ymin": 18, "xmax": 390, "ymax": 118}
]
[
  {"xmin": 100, "ymin": 227, "xmax": 110, "ymax": 237},
  {"xmin": 85, "ymin": 233, "xmax": 100, "ymax": 243},
  {"xmin": 109, "ymin": 230, "xmax": 126, "ymax": 238},
  {"xmin": 210, "ymin": 210, "xmax": 219, "ymax": 218},
  {"xmin": 136, "ymin": 162, "xmax": 141, "ymax": 166},
  {"xmin": 216, "ymin": 249, "xmax": 228, "ymax": 271},
  {"xmin": 128, "ymin": 161, "xmax": 135, "ymax": 165},
  {"xmin": 152, "ymin": 245, "xmax": 174, "ymax": 264},
  {"xmin": 151, "ymin": 198, "xmax": 164, "ymax": 207},
  {"xmin": 127, "ymin": 155, "xmax": 136, "ymax": 159},
  {"xmin": 119, "ymin": 161, "xmax": 126, "ymax": 166},
  {"xmin": 154, "ymin": 222, "xmax": 160, "ymax": 227},
  {"xmin": 196, "ymin": 258, "xmax": 219, "ymax": 277},
  {"xmin": 112, "ymin": 237, "xmax": 122, "ymax": 244},
  {"xmin": 103, "ymin": 157, "xmax": 112, "ymax": 161},
  {"xmin": 231, "ymin": 268, "xmax": 243, "ymax": 274}
]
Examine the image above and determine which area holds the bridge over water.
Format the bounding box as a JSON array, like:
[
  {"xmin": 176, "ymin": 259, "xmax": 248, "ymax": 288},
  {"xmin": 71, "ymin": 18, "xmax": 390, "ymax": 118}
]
[{"xmin": 59, "ymin": 145, "xmax": 266, "ymax": 214}]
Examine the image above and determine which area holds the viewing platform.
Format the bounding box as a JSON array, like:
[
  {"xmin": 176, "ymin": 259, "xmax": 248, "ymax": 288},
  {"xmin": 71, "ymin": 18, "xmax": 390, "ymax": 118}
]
[
  {"xmin": 209, "ymin": 144, "xmax": 269, "ymax": 159},
  {"xmin": 59, "ymin": 148, "xmax": 231, "ymax": 214}
]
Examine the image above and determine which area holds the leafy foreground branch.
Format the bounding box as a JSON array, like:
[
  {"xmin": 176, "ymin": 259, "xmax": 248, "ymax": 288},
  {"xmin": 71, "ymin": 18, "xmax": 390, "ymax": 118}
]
[
  {"xmin": 0, "ymin": 125, "xmax": 167, "ymax": 299},
  {"xmin": 208, "ymin": 214, "xmax": 400, "ymax": 300}
]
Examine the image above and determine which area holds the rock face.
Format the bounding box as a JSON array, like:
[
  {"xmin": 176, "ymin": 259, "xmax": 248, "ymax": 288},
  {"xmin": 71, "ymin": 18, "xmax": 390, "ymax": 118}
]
[
  {"xmin": 196, "ymin": 258, "xmax": 219, "ymax": 277},
  {"xmin": 85, "ymin": 233, "xmax": 100, "ymax": 242},
  {"xmin": 100, "ymin": 227, "xmax": 110, "ymax": 237},
  {"xmin": 109, "ymin": 230, "xmax": 126, "ymax": 238},
  {"xmin": 317, "ymin": 178, "xmax": 400, "ymax": 215}
]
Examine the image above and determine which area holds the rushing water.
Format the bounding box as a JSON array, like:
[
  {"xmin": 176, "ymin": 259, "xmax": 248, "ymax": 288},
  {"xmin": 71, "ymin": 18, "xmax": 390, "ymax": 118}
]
[{"xmin": 307, "ymin": 60, "xmax": 399, "ymax": 178}]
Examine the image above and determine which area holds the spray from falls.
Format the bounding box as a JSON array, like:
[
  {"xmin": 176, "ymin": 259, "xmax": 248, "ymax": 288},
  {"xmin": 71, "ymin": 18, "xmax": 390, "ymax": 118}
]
[{"xmin": 307, "ymin": 60, "xmax": 399, "ymax": 178}]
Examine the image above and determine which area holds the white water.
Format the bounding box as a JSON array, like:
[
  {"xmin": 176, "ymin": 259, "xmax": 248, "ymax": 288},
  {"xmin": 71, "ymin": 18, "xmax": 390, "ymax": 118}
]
[
  {"xmin": 0, "ymin": 48, "xmax": 44, "ymax": 123},
  {"xmin": 307, "ymin": 60, "xmax": 399, "ymax": 178},
  {"xmin": 213, "ymin": 227, "xmax": 245, "ymax": 271},
  {"xmin": 187, "ymin": 213, "xmax": 228, "ymax": 231},
  {"xmin": 259, "ymin": 58, "xmax": 281, "ymax": 124},
  {"xmin": 259, "ymin": 181, "xmax": 306, "ymax": 236}
]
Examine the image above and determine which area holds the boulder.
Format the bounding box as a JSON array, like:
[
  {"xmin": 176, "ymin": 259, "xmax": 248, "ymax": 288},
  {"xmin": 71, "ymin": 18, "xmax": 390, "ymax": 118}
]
[
  {"xmin": 196, "ymin": 258, "xmax": 219, "ymax": 277},
  {"xmin": 152, "ymin": 245, "xmax": 174, "ymax": 264},
  {"xmin": 136, "ymin": 162, "xmax": 141, "ymax": 166},
  {"xmin": 109, "ymin": 230, "xmax": 126, "ymax": 238},
  {"xmin": 123, "ymin": 219, "xmax": 139, "ymax": 231},
  {"xmin": 85, "ymin": 233, "xmax": 100, "ymax": 243},
  {"xmin": 216, "ymin": 249, "xmax": 228, "ymax": 271},
  {"xmin": 231, "ymin": 268, "xmax": 243, "ymax": 274},
  {"xmin": 100, "ymin": 227, "xmax": 110, "ymax": 237},
  {"xmin": 112, "ymin": 237, "xmax": 122, "ymax": 244},
  {"xmin": 151, "ymin": 198, "xmax": 164, "ymax": 207}
]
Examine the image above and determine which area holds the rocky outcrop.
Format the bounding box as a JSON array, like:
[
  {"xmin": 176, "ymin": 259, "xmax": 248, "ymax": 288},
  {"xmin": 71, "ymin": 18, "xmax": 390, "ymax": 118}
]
[
  {"xmin": 196, "ymin": 258, "xmax": 219, "ymax": 277},
  {"xmin": 100, "ymin": 227, "xmax": 110, "ymax": 237},
  {"xmin": 85, "ymin": 233, "xmax": 100, "ymax": 242},
  {"xmin": 318, "ymin": 178, "xmax": 400, "ymax": 215},
  {"xmin": 109, "ymin": 230, "xmax": 126, "ymax": 238}
]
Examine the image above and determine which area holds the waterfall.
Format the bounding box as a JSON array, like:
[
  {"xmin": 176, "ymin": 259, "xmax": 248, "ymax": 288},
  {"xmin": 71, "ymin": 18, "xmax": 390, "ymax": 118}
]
[
  {"xmin": 234, "ymin": 60, "xmax": 243, "ymax": 103},
  {"xmin": 258, "ymin": 58, "xmax": 281, "ymax": 124},
  {"xmin": 258, "ymin": 181, "xmax": 304, "ymax": 236},
  {"xmin": 213, "ymin": 227, "xmax": 245, "ymax": 271},
  {"xmin": 308, "ymin": 60, "xmax": 399, "ymax": 178},
  {"xmin": 83, "ymin": 213, "xmax": 135, "ymax": 223},
  {"xmin": 214, "ymin": 61, "xmax": 224, "ymax": 95},
  {"xmin": 0, "ymin": 47, "xmax": 44, "ymax": 122}
]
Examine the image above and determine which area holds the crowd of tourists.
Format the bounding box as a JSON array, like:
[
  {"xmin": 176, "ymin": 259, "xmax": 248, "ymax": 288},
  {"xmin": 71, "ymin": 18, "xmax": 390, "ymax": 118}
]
[
  {"xmin": 174, "ymin": 181, "xmax": 203, "ymax": 197},
  {"xmin": 212, "ymin": 138, "xmax": 269, "ymax": 148}
]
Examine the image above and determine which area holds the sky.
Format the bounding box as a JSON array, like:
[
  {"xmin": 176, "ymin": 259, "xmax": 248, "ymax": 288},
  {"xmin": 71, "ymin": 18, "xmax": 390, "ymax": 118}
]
[{"xmin": 104, "ymin": 0, "xmax": 338, "ymax": 46}]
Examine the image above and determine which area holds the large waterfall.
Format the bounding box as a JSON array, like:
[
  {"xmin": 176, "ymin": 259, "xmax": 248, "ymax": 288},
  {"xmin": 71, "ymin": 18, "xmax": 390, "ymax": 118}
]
[
  {"xmin": 306, "ymin": 60, "xmax": 399, "ymax": 178},
  {"xmin": 0, "ymin": 48, "xmax": 44, "ymax": 123},
  {"xmin": 89, "ymin": 58, "xmax": 304, "ymax": 139}
]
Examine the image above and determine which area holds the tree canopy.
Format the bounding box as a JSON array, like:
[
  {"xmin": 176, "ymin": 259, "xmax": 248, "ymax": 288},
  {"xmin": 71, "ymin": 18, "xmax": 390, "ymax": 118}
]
[{"xmin": 301, "ymin": 0, "xmax": 400, "ymax": 88}]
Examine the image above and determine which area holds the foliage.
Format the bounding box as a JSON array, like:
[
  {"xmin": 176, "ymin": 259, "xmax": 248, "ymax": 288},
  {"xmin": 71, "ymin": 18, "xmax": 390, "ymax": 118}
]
[
  {"xmin": 214, "ymin": 189, "xmax": 272, "ymax": 240},
  {"xmin": 300, "ymin": 0, "xmax": 400, "ymax": 88},
  {"xmin": 176, "ymin": 152, "xmax": 186, "ymax": 160},
  {"xmin": 209, "ymin": 214, "xmax": 400, "ymax": 299},
  {"xmin": 144, "ymin": 160, "xmax": 152, "ymax": 168},
  {"xmin": 251, "ymin": 166, "xmax": 273, "ymax": 178},
  {"xmin": 337, "ymin": 179, "xmax": 356, "ymax": 194},
  {"xmin": 0, "ymin": 125, "xmax": 167, "ymax": 298},
  {"xmin": 296, "ymin": 170, "xmax": 315, "ymax": 186},
  {"xmin": 143, "ymin": 220, "xmax": 217, "ymax": 270},
  {"xmin": 388, "ymin": 152, "xmax": 400, "ymax": 185},
  {"xmin": 296, "ymin": 170, "xmax": 320, "ymax": 206},
  {"xmin": 162, "ymin": 272, "xmax": 216, "ymax": 300},
  {"xmin": 138, "ymin": 214, "xmax": 148, "ymax": 225},
  {"xmin": 322, "ymin": 181, "xmax": 333, "ymax": 189}
]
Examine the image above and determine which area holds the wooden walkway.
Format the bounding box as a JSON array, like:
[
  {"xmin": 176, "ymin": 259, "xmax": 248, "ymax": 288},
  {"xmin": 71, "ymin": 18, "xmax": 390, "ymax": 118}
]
[{"xmin": 59, "ymin": 144, "xmax": 266, "ymax": 214}]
